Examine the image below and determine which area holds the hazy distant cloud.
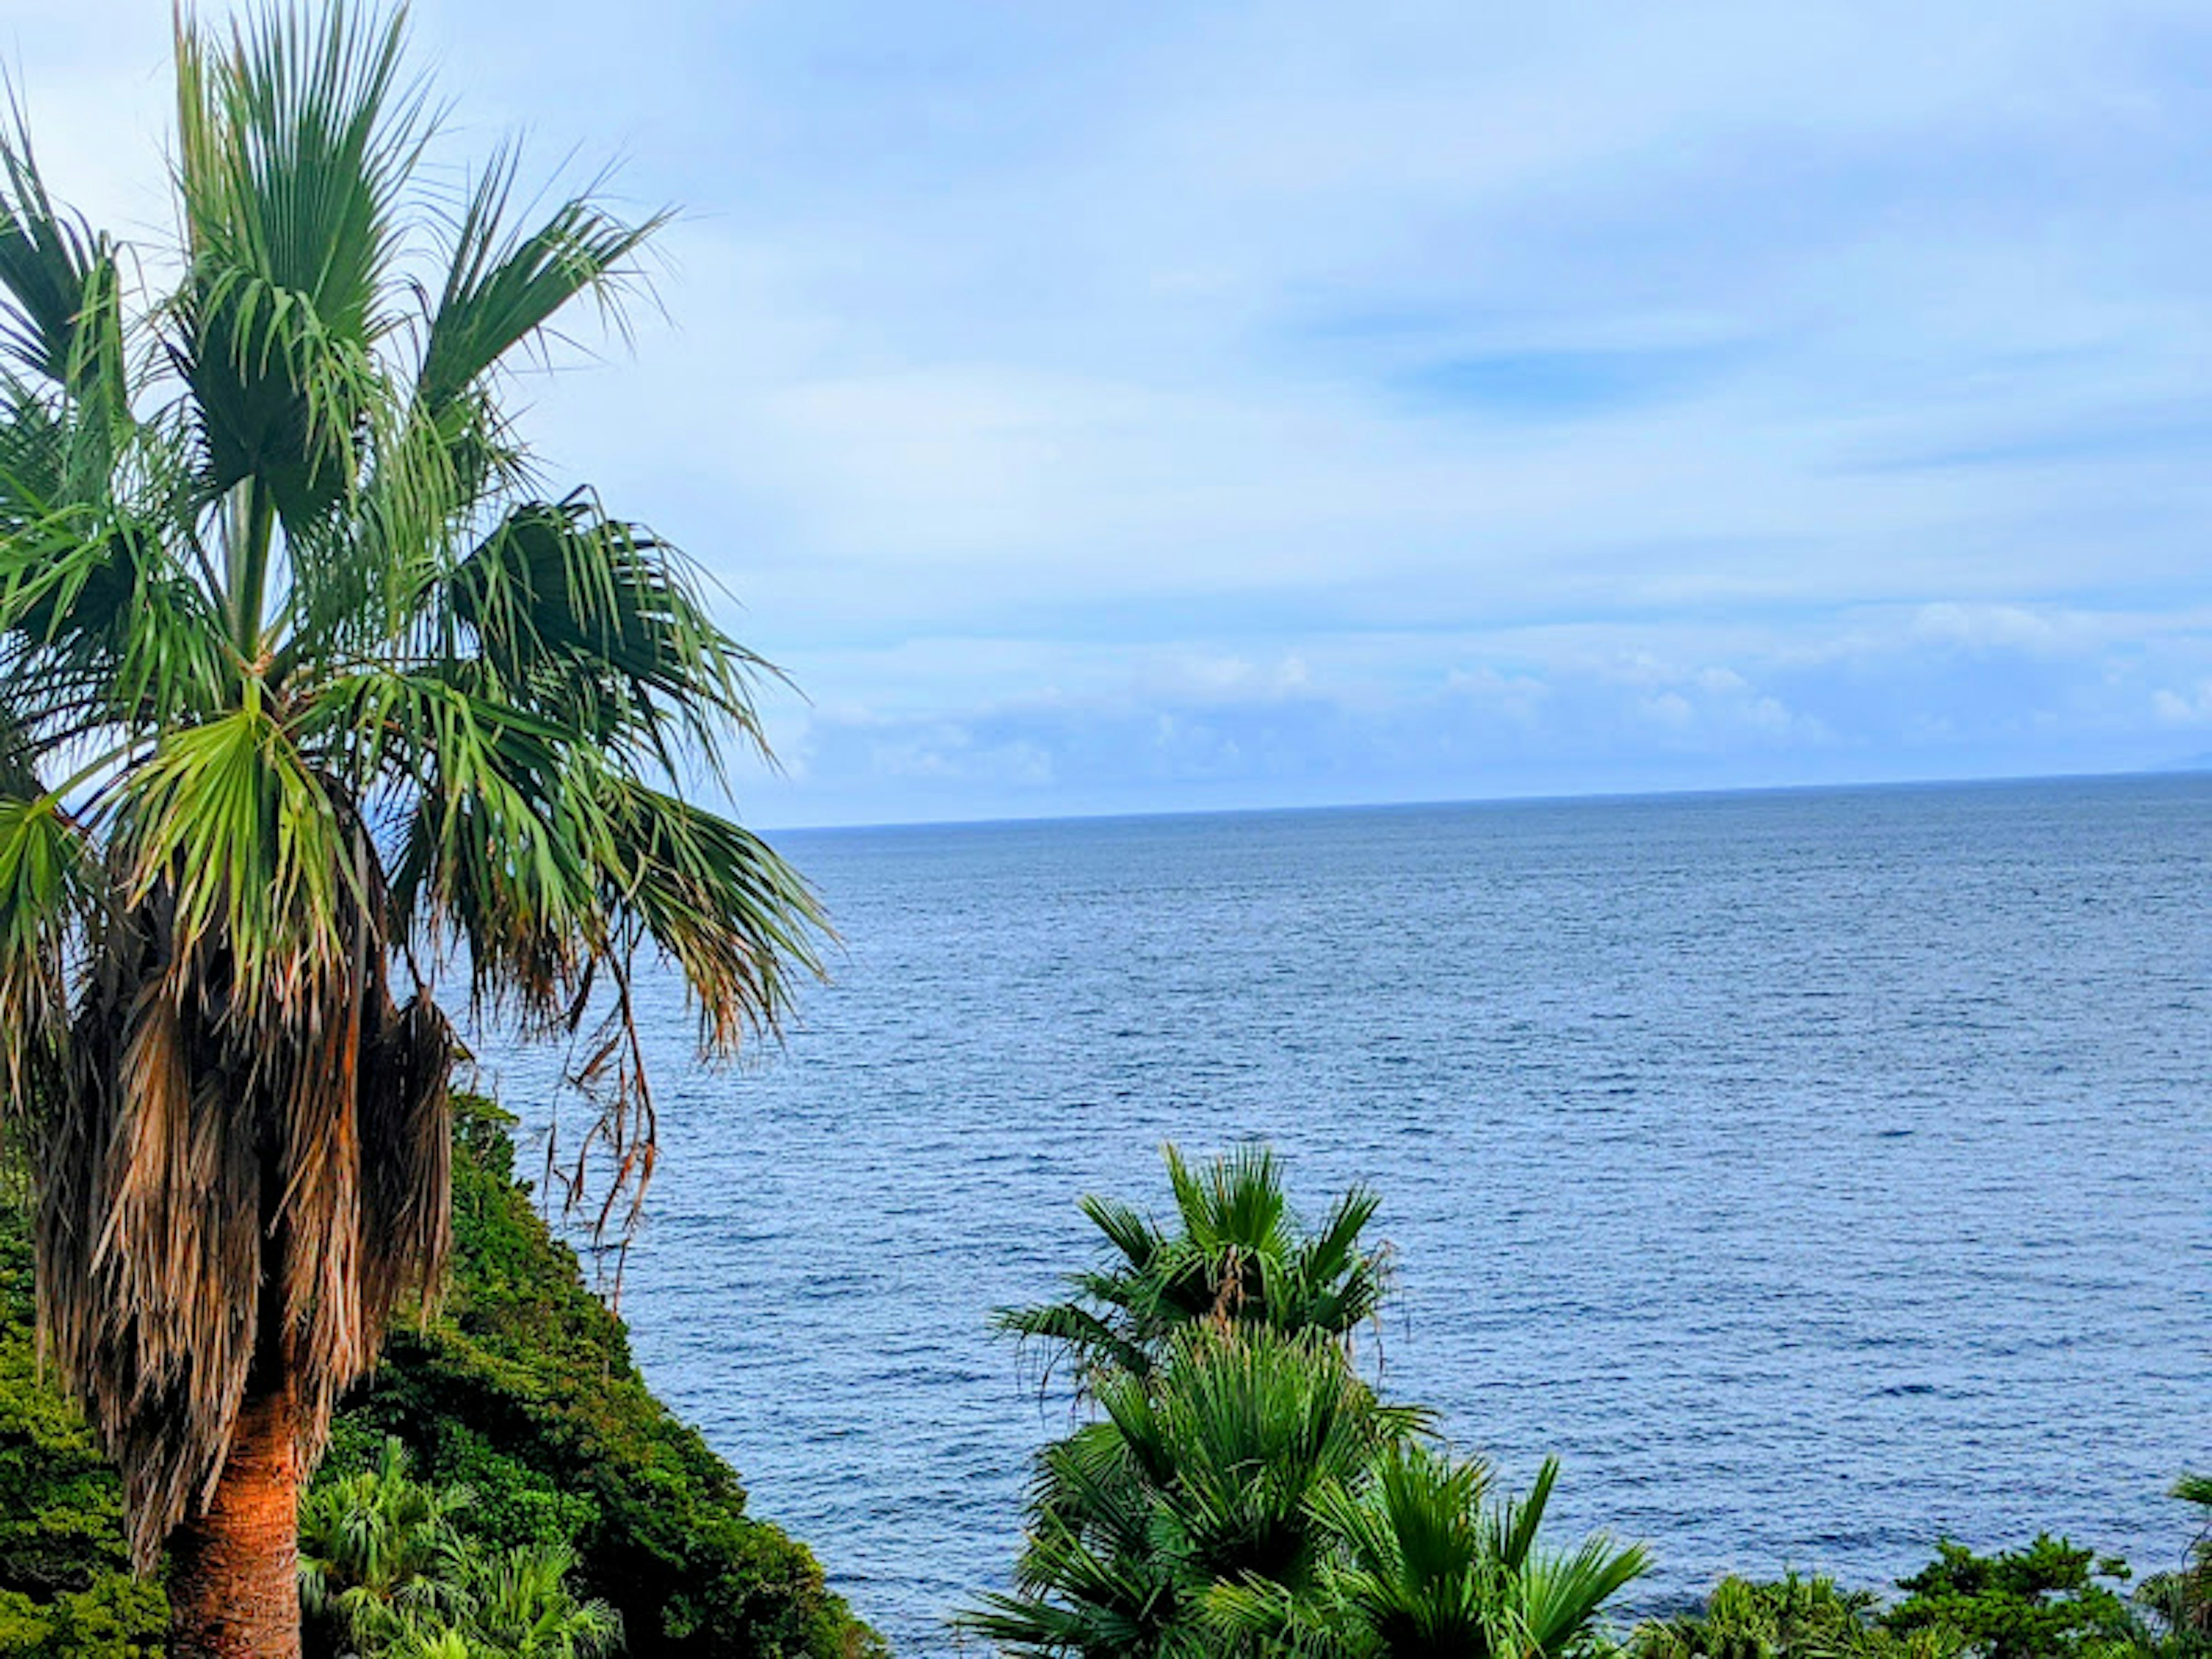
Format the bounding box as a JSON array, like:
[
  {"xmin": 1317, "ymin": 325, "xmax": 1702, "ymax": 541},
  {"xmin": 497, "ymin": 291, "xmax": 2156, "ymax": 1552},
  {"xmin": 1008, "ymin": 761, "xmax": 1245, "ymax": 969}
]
[
  {"xmin": 734, "ymin": 600, "xmax": 2212, "ymax": 823},
  {"xmin": 12, "ymin": 0, "xmax": 2212, "ymax": 822}
]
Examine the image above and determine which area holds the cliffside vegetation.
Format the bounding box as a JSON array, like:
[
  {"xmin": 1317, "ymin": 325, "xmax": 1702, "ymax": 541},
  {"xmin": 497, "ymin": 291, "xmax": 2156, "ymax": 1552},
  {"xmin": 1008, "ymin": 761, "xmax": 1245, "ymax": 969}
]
[{"xmin": 0, "ymin": 1097, "xmax": 880, "ymax": 1659}]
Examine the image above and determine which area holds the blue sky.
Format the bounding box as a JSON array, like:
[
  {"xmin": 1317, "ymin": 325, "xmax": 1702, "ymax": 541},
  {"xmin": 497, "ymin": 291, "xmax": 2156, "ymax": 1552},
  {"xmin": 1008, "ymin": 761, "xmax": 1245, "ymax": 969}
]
[{"xmin": 12, "ymin": 0, "xmax": 2212, "ymax": 824}]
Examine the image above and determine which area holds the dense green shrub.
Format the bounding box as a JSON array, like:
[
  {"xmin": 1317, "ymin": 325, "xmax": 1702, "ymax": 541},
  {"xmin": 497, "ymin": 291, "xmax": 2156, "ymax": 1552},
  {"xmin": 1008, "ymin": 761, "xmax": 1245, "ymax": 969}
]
[
  {"xmin": 0, "ymin": 1101, "xmax": 881, "ymax": 1658},
  {"xmin": 1881, "ymin": 1537, "xmax": 2144, "ymax": 1659},
  {"xmin": 0, "ymin": 1175, "xmax": 167, "ymax": 1657},
  {"xmin": 1631, "ymin": 1574, "xmax": 1961, "ymax": 1659},
  {"xmin": 1640, "ymin": 1512, "xmax": 2212, "ymax": 1659}
]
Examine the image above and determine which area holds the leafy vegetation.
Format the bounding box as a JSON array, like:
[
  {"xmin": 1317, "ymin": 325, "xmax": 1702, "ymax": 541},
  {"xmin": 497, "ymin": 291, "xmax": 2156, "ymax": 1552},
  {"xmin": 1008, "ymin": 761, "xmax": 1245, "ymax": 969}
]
[
  {"xmin": 964, "ymin": 1145, "xmax": 1646, "ymax": 1658},
  {"xmin": 1883, "ymin": 1537, "xmax": 2141, "ymax": 1659},
  {"xmin": 1633, "ymin": 1574, "xmax": 1965, "ymax": 1659},
  {"xmin": 0, "ymin": 1172, "xmax": 166, "ymax": 1658},
  {"xmin": 1633, "ymin": 1490, "xmax": 2212, "ymax": 1659},
  {"xmin": 0, "ymin": 1100, "xmax": 881, "ymax": 1658},
  {"xmin": 300, "ymin": 1442, "xmax": 622, "ymax": 1659}
]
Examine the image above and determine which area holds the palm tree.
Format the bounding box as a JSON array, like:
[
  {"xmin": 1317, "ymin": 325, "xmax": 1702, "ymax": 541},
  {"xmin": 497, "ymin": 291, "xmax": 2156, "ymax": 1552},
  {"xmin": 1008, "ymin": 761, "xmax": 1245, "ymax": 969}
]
[
  {"xmin": 997, "ymin": 1143, "xmax": 1392, "ymax": 1387},
  {"xmin": 297, "ymin": 1438, "xmax": 472, "ymax": 1654},
  {"xmin": 1288, "ymin": 1447, "xmax": 1646, "ymax": 1659},
  {"xmin": 0, "ymin": 6, "xmax": 820, "ymax": 1654},
  {"xmin": 961, "ymin": 1325, "xmax": 1433, "ymax": 1658},
  {"xmin": 442, "ymin": 1541, "xmax": 623, "ymax": 1659}
]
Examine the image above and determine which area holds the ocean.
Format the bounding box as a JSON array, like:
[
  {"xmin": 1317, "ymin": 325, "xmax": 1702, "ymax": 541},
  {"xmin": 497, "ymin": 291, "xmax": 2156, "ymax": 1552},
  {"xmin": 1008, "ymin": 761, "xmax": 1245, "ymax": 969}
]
[{"xmin": 476, "ymin": 773, "xmax": 2212, "ymax": 1654}]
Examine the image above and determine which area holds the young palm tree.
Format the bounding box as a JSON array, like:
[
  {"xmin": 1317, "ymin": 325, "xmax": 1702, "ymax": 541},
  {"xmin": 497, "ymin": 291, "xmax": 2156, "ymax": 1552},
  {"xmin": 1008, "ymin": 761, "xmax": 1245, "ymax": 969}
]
[
  {"xmin": 0, "ymin": 6, "xmax": 820, "ymax": 1654},
  {"xmin": 997, "ymin": 1143, "xmax": 1392, "ymax": 1387},
  {"xmin": 297, "ymin": 1439, "xmax": 472, "ymax": 1652},
  {"xmin": 441, "ymin": 1541, "xmax": 623, "ymax": 1659}
]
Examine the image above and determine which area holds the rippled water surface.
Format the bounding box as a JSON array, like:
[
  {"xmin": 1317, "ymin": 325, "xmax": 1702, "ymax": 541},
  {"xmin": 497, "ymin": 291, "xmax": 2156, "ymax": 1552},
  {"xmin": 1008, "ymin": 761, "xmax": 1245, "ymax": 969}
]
[{"xmin": 479, "ymin": 776, "xmax": 2212, "ymax": 1654}]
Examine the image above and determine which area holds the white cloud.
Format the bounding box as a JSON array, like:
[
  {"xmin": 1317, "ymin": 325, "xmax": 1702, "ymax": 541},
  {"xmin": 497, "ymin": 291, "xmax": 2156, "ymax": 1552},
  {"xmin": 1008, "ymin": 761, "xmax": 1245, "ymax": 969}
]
[{"xmin": 9, "ymin": 0, "xmax": 2212, "ymax": 821}]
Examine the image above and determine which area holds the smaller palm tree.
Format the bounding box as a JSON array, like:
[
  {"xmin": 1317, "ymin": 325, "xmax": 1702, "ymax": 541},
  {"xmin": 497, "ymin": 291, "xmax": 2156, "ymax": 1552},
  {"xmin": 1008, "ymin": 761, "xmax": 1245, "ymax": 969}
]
[
  {"xmin": 997, "ymin": 1144, "xmax": 1391, "ymax": 1387},
  {"xmin": 298, "ymin": 1440, "xmax": 472, "ymax": 1653},
  {"xmin": 446, "ymin": 1542, "xmax": 623, "ymax": 1659}
]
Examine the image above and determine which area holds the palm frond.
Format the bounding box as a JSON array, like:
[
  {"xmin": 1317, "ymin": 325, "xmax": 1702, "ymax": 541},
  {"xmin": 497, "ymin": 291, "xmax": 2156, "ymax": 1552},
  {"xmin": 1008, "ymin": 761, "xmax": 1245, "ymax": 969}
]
[
  {"xmin": 0, "ymin": 101, "xmax": 118, "ymax": 395},
  {"xmin": 418, "ymin": 146, "xmax": 665, "ymax": 416}
]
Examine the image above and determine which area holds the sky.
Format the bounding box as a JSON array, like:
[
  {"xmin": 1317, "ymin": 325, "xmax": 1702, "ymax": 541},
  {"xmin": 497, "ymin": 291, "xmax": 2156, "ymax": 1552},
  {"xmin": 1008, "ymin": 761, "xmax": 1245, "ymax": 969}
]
[{"xmin": 7, "ymin": 0, "xmax": 2212, "ymax": 825}]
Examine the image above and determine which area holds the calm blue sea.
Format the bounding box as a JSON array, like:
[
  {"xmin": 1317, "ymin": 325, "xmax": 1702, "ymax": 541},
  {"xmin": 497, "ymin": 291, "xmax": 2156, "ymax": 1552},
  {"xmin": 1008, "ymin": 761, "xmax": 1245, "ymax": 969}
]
[{"xmin": 478, "ymin": 774, "xmax": 2212, "ymax": 1655}]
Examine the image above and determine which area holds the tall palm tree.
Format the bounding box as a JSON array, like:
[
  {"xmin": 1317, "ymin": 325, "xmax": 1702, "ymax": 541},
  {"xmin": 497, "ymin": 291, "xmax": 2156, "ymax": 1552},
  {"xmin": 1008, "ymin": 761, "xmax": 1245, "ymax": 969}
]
[
  {"xmin": 997, "ymin": 1143, "xmax": 1392, "ymax": 1388},
  {"xmin": 0, "ymin": 6, "xmax": 820, "ymax": 1654}
]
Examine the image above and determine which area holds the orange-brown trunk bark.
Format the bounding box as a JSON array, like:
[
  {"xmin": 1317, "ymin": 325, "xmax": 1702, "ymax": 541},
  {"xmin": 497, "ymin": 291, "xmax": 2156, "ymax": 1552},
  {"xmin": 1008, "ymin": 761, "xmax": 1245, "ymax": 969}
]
[{"xmin": 166, "ymin": 1387, "xmax": 304, "ymax": 1659}]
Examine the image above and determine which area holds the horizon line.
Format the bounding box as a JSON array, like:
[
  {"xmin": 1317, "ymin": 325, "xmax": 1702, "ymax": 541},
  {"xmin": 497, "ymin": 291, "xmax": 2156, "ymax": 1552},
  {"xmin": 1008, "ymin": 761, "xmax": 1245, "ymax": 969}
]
[{"xmin": 761, "ymin": 757, "xmax": 2208, "ymax": 838}]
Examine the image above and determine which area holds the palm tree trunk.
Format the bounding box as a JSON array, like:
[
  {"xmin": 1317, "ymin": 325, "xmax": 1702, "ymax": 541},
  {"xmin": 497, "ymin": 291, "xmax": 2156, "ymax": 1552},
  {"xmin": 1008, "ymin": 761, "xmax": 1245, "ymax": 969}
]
[{"xmin": 166, "ymin": 1384, "xmax": 304, "ymax": 1659}]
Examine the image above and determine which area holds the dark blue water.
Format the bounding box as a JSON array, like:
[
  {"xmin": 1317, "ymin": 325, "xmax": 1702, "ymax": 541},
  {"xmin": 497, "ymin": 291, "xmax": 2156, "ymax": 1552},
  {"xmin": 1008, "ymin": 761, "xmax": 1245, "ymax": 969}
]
[{"xmin": 478, "ymin": 775, "xmax": 2212, "ymax": 1654}]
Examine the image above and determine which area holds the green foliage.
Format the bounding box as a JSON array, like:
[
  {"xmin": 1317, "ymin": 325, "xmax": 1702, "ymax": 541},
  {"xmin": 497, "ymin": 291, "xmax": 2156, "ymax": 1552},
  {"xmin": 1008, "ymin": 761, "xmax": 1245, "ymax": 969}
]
[
  {"xmin": 0, "ymin": 1102, "xmax": 880, "ymax": 1659},
  {"xmin": 0, "ymin": 1577, "xmax": 168, "ymax": 1659},
  {"xmin": 1632, "ymin": 1575, "xmax": 1963, "ymax": 1659},
  {"xmin": 1883, "ymin": 1537, "xmax": 2144, "ymax": 1659},
  {"xmin": 1641, "ymin": 1527, "xmax": 2209, "ymax": 1659},
  {"xmin": 331, "ymin": 1097, "xmax": 883, "ymax": 1659},
  {"xmin": 965, "ymin": 1146, "xmax": 1643, "ymax": 1658},
  {"xmin": 0, "ymin": 1174, "xmax": 166, "ymax": 1656}
]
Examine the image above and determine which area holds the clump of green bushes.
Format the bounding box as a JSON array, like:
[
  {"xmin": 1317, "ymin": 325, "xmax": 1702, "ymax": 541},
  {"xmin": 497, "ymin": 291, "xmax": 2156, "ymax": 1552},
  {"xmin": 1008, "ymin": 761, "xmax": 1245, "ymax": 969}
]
[
  {"xmin": 1634, "ymin": 1491, "xmax": 2212, "ymax": 1659},
  {"xmin": 0, "ymin": 1096, "xmax": 882, "ymax": 1659}
]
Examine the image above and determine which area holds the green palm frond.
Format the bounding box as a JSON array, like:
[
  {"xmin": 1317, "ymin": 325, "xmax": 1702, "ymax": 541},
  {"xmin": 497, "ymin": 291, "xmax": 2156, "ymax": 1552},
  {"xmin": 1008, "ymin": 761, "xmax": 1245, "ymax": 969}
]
[
  {"xmin": 995, "ymin": 1143, "xmax": 1393, "ymax": 1393},
  {"xmin": 418, "ymin": 145, "xmax": 665, "ymax": 417},
  {"xmin": 0, "ymin": 102, "xmax": 116, "ymax": 393},
  {"xmin": 1296, "ymin": 1446, "xmax": 1644, "ymax": 1659}
]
